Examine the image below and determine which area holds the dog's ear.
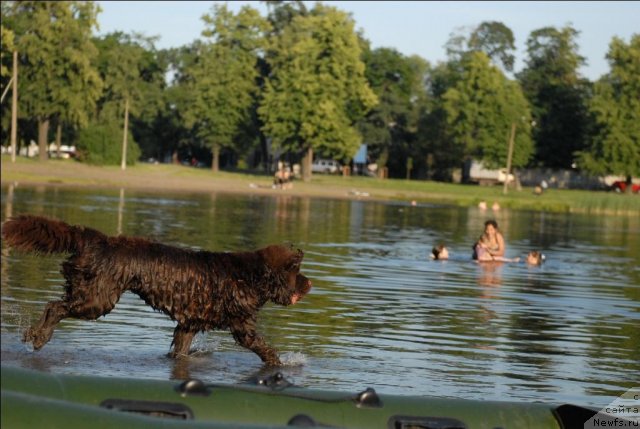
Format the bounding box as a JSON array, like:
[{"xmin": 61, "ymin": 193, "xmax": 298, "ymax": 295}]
[{"xmin": 285, "ymin": 248, "xmax": 304, "ymax": 272}]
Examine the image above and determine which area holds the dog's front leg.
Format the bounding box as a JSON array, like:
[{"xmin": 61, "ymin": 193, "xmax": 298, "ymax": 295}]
[
  {"xmin": 169, "ymin": 325, "xmax": 197, "ymax": 358},
  {"xmin": 231, "ymin": 321, "xmax": 281, "ymax": 366}
]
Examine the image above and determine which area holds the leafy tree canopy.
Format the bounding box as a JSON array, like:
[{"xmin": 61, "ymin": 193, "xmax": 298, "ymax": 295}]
[
  {"xmin": 443, "ymin": 52, "xmax": 533, "ymax": 169},
  {"xmin": 469, "ymin": 21, "xmax": 516, "ymax": 72},
  {"xmin": 518, "ymin": 25, "xmax": 590, "ymax": 168},
  {"xmin": 4, "ymin": 1, "xmax": 102, "ymax": 127},
  {"xmin": 446, "ymin": 21, "xmax": 516, "ymax": 73},
  {"xmin": 93, "ymin": 32, "xmax": 164, "ymax": 124},
  {"xmin": 259, "ymin": 3, "xmax": 377, "ymax": 162},
  {"xmin": 579, "ymin": 34, "xmax": 640, "ymax": 181},
  {"xmin": 358, "ymin": 47, "xmax": 425, "ymax": 171},
  {"xmin": 1, "ymin": 24, "xmax": 15, "ymax": 78},
  {"xmin": 179, "ymin": 4, "xmax": 269, "ymax": 169}
]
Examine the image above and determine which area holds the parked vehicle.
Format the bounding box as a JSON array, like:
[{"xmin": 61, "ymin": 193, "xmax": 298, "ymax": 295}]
[
  {"xmin": 611, "ymin": 181, "xmax": 640, "ymax": 193},
  {"xmin": 465, "ymin": 160, "xmax": 514, "ymax": 186},
  {"xmin": 312, "ymin": 159, "xmax": 341, "ymax": 174}
]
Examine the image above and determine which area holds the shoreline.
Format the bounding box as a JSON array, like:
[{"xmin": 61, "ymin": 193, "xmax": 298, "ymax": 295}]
[
  {"xmin": 0, "ymin": 157, "xmax": 416, "ymax": 205},
  {"xmin": 2, "ymin": 156, "xmax": 639, "ymax": 215}
]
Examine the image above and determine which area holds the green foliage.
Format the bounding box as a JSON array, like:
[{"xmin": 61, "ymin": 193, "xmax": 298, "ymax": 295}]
[
  {"xmin": 359, "ymin": 48, "xmax": 413, "ymax": 158},
  {"xmin": 0, "ymin": 23, "xmax": 15, "ymax": 135},
  {"xmin": 2, "ymin": 1, "xmax": 638, "ymax": 184},
  {"xmin": 178, "ymin": 4, "xmax": 269, "ymax": 167},
  {"xmin": 265, "ymin": 0, "xmax": 308, "ymax": 35},
  {"xmin": 469, "ymin": 21, "xmax": 516, "ymax": 72},
  {"xmin": 579, "ymin": 34, "xmax": 640, "ymax": 178},
  {"xmin": 358, "ymin": 47, "xmax": 430, "ymax": 177},
  {"xmin": 259, "ymin": 3, "xmax": 377, "ymax": 161},
  {"xmin": 442, "ymin": 52, "xmax": 533, "ymax": 169},
  {"xmin": 446, "ymin": 21, "xmax": 516, "ymax": 73},
  {"xmin": 1, "ymin": 24, "xmax": 15, "ymax": 78},
  {"xmin": 4, "ymin": 1, "xmax": 102, "ymax": 127},
  {"xmin": 76, "ymin": 122, "xmax": 140, "ymax": 166},
  {"xmin": 518, "ymin": 25, "xmax": 590, "ymax": 168},
  {"xmin": 93, "ymin": 32, "xmax": 164, "ymax": 123},
  {"xmin": 91, "ymin": 32, "xmax": 167, "ymax": 165}
]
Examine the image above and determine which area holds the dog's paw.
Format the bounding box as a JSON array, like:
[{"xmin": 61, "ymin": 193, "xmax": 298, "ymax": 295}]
[{"xmin": 22, "ymin": 328, "xmax": 36, "ymax": 344}]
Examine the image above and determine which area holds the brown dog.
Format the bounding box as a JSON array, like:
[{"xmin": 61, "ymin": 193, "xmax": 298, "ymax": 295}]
[{"xmin": 2, "ymin": 214, "xmax": 312, "ymax": 366}]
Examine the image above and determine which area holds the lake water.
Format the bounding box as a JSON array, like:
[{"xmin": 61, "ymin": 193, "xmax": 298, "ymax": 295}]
[{"xmin": 1, "ymin": 184, "xmax": 638, "ymax": 408}]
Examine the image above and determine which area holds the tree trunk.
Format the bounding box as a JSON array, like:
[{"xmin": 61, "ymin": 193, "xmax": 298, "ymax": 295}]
[
  {"xmin": 211, "ymin": 144, "xmax": 220, "ymax": 172},
  {"xmin": 625, "ymin": 174, "xmax": 632, "ymax": 195},
  {"xmin": 38, "ymin": 118, "xmax": 50, "ymax": 161},
  {"xmin": 259, "ymin": 133, "xmax": 269, "ymax": 173},
  {"xmin": 55, "ymin": 121, "xmax": 62, "ymax": 158},
  {"xmin": 302, "ymin": 147, "xmax": 313, "ymax": 182},
  {"xmin": 377, "ymin": 148, "xmax": 389, "ymax": 179}
]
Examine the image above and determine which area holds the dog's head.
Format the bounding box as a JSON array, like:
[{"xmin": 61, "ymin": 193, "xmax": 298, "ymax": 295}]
[{"xmin": 259, "ymin": 245, "xmax": 312, "ymax": 306}]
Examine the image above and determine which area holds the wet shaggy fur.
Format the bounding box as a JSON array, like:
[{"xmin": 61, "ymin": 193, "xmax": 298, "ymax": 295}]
[{"xmin": 2, "ymin": 215, "xmax": 312, "ymax": 366}]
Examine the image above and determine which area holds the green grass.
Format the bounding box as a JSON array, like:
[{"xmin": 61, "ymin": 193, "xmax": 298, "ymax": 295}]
[{"xmin": 303, "ymin": 174, "xmax": 640, "ymax": 215}]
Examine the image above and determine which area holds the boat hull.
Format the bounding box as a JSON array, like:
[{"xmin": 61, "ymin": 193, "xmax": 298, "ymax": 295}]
[{"xmin": 2, "ymin": 365, "xmax": 590, "ymax": 428}]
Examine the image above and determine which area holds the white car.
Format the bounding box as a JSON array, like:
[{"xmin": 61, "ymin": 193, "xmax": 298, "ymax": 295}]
[{"xmin": 312, "ymin": 159, "xmax": 341, "ymax": 174}]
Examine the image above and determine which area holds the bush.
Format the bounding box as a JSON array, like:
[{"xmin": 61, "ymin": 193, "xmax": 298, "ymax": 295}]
[{"xmin": 76, "ymin": 123, "xmax": 141, "ymax": 166}]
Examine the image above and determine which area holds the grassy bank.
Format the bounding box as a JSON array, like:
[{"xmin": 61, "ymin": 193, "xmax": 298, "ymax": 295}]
[{"xmin": 2, "ymin": 155, "xmax": 638, "ymax": 215}]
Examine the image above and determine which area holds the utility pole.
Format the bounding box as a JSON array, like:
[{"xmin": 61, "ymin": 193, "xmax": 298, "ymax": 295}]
[
  {"xmin": 10, "ymin": 50, "xmax": 18, "ymax": 163},
  {"xmin": 503, "ymin": 122, "xmax": 516, "ymax": 195},
  {"xmin": 121, "ymin": 97, "xmax": 129, "ymax": 171}
]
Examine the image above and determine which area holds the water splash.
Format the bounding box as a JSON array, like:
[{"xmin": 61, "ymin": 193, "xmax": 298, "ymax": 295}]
[
  {"xmin": 280, "ymin": 351, "xmax": 307, "ymax": 366},
  {"xmin": 189, "ymin": 332, "xmax": 218, "ymax": 355}
]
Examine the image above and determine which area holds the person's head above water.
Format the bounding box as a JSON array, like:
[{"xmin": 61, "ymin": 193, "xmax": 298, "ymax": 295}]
[
  {"xmin": 526, "ymin": 250, "xmax": 544, "ymax": 266},
  {"xmin": 431, "ymin": 244, "xmax": 449, "ymax": 260},
  {"xmin": 484, "ymin": 219, "xmax": 499, "ymax": 235}
]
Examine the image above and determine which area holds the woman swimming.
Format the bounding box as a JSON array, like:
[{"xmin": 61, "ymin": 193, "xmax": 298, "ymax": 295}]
[{"xmin": 473, "ymin": 220, "xmax": 507, "ymax": 262}]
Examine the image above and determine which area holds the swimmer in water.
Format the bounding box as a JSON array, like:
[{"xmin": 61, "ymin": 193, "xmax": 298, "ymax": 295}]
[
  {"xmin": 473, "ymin": 220, "xmax": 506, "ymax": 261},
  {"xmin": 431, "ymin": 244, "xmax": 449, "ymax": 260}
]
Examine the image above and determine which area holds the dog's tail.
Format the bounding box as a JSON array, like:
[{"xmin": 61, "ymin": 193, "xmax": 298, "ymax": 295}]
[{"xmin": 2, "ymin": 215, "xmax": 107, "ymax": 255}]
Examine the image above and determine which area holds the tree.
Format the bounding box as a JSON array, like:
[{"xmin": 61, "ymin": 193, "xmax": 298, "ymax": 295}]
[
  {"xmin": 359, "ymin": 47, "xmax": 426, "ymax": 178},
  {"xmin": 445, "ymin": 21, "xmax": 516, "ymax": 73},
  {"xmin": 75, "ymin": 122, "xmax": 139, "ymax": 165},
  {"xmin": 179, "ymin": 4, "xmax": 269, "ymax": 172},
  {"xmin": 93, "ymin": 32, "xmax": 165, "ymax": 167},
  {"xmin": 443, "ymin": 52, "xmax": 533, "ymax": 170},
  {"xmin": 578, "ymin": 34, "xmax": 640, "ymax": 190},
  {"xmin": 259, "ymin": 3, "xmax": 377, "ymax": 180},
  {"xmin": 468, "ymin": 21, "xmax": 516, "ymax": 72},
  {"xmin": 518, "ymin": 25, "xmax": 590, "ymax": 168},
  {"xmin": 128, "ymin": 47, "xmax": 178, "ymax": 163},
  {"xmin": 3, "ymin": 1, "xmax": 102, "ymax": 160},
  {"xmin": 264, "ymin": 0, "xmax": 308, "ymax": 35}
]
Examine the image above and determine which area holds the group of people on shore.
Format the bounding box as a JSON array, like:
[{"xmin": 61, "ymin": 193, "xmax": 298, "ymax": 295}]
[{"xmin": 431, "ymin": 219, "xmax": 544, "ymax": 266}]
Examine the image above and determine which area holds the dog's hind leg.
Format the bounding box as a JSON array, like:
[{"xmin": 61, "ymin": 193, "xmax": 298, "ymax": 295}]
[
  {"xmin": 169, "ymin": 325, "xmax": 197, "ymax": 358},
  {"xmin": 23, "ymin": 300, "xmax": 70, "ymax": 350}
]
